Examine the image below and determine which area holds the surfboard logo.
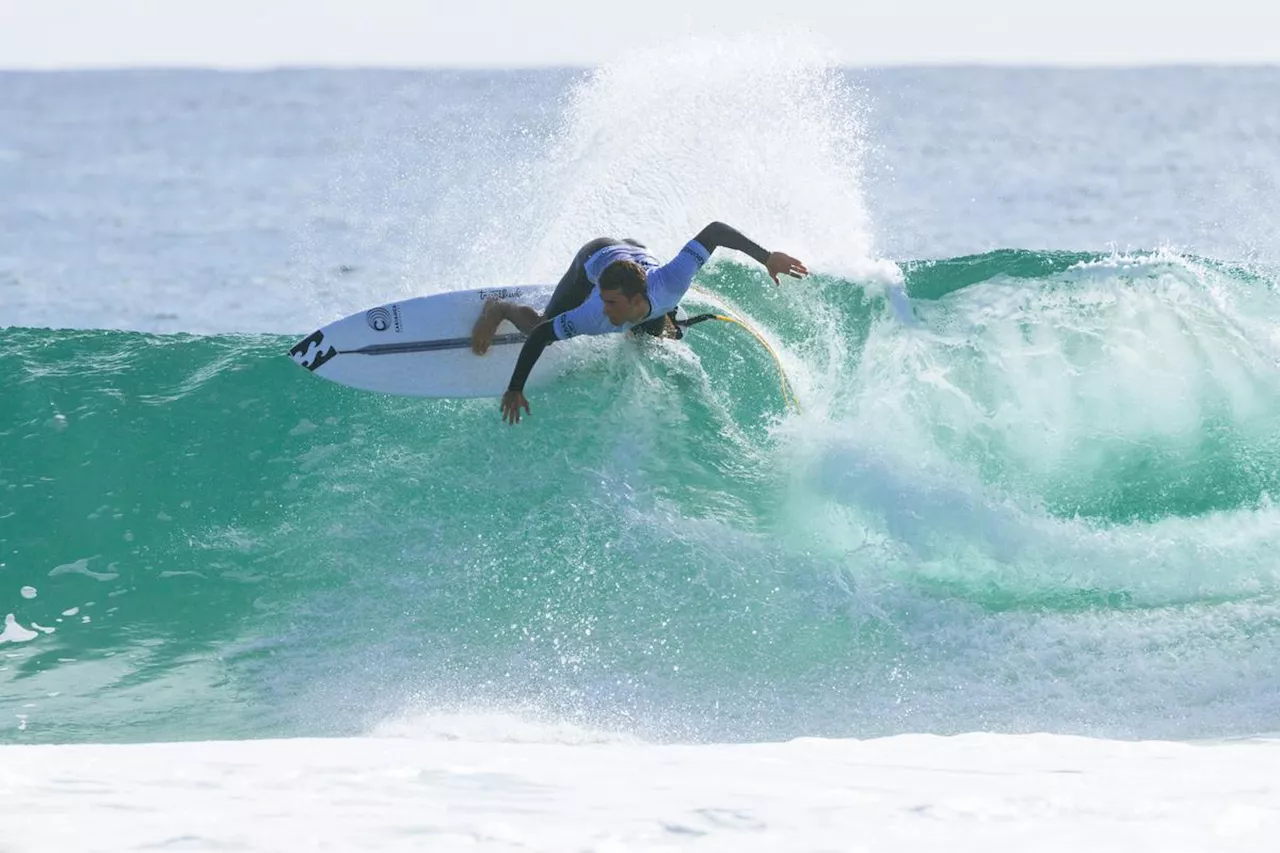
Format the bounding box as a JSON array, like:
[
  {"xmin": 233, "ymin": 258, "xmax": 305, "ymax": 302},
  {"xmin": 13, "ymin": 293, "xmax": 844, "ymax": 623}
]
[
  {"xmin": 366, "ymin": 307, "xmax": 393, "ymax": 332},
  {"xmin": 289, "ymin": 330, "xmax": 338, "ymax": 372}
]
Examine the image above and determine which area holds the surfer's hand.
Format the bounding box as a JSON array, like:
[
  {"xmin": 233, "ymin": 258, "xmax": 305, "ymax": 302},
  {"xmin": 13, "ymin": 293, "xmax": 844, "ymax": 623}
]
[
  {"xmin": 501, "ymin": 390, "xmax": 530, "ymax": 425},
  {"xmin": 765, "ymin": 252, "xmax": 808, "ymax": 284}
]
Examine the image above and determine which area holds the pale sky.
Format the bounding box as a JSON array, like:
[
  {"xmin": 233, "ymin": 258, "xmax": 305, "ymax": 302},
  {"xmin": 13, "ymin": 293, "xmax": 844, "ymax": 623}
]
[{"xmin": 2, "ymin": 0, "xmax": 1278, "ymax": 68}]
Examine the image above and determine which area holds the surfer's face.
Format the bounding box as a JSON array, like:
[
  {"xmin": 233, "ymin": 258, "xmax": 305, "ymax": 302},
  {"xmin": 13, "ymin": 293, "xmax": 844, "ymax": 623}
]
[{"xmin": 600, "ymin": 287, "xmax": 647, "ymax": 325}]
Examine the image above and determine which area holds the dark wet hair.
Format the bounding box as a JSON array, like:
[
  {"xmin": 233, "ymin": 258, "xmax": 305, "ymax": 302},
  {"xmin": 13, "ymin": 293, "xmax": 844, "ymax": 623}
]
[{"xmin": 598, "ymin": 260, "xmax": 647, "ymax": 298}]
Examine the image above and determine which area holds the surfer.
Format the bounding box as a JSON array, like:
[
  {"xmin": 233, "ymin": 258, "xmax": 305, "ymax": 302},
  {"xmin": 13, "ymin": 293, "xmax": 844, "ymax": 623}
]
[{"xmin": 469, "ymin": 221, "xmax": 807, "ymax": 424}]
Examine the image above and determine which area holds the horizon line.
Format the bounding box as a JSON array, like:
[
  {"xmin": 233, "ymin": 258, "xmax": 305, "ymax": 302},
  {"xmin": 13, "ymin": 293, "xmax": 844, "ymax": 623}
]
[{"xmin": 3, "ymin": 60, "xmax": 1279, "ymax": 73}]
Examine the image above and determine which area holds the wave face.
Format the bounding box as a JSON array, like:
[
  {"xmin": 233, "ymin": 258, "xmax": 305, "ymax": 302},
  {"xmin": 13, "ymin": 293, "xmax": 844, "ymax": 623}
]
[{"xmin": 5, "ymin": 249, "xmax": 1280, "ymax": 743}]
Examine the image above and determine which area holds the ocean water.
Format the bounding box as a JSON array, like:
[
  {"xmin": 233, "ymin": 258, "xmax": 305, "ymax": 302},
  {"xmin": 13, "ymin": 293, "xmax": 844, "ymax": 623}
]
[{"xmin": 3, "ymin": 40, "xmax": 1280, "ymax": 849}]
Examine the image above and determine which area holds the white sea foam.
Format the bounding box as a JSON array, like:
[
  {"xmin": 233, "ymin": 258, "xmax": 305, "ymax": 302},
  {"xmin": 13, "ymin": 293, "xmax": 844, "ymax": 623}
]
[
  {"xmin": 2, "ymin": 731, "xmax": 1276, "ymax": 851},
  {"xmin": 442, "ymin": 34, "xmax": 899, "ymax": 290}
]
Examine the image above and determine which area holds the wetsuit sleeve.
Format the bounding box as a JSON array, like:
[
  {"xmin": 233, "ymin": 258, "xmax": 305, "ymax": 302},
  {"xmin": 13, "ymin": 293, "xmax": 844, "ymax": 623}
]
[
  {"xmin": 506, "ymin": 321, "xmax": 558, "ymax": 393},
  {"xmin": 693, "ymin": 221, "xmax": 771, "ymax": 265}
]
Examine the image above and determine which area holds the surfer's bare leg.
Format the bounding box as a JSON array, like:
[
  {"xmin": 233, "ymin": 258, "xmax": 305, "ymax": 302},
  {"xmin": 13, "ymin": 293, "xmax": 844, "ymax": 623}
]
[{"xmin": 471, "ymin": 300, "xmax": 542, "ymax": 355}]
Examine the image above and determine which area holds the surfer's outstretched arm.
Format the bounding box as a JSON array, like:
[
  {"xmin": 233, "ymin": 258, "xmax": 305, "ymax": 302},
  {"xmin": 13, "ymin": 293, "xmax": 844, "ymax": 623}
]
[
  {"xmin": 693, "ymin": 222, "xmax": 808, "ymax": 284},
  {"xmin": 500, "ymin": 321, "xmax": 557, "ymax": 425}
]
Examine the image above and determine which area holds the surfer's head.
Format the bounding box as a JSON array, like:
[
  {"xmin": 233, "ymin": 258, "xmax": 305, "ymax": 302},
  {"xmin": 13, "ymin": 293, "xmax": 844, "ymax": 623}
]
[{"xmin": 598, "ymin": 261, "xmax": 650, "ymax": 325}]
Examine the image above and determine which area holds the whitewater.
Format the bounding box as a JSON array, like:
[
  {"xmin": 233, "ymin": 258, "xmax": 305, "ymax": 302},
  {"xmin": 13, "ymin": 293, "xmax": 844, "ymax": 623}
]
[{"xmin": 3, "ymin": 40, "xmax": 1280, "ymax": 851}]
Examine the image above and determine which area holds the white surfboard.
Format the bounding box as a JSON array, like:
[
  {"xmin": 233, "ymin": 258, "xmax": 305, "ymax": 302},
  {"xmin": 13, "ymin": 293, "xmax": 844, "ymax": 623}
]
[
  {"xmin": 288, "ymin": 283, "xmax": 758, "ymax": 400},
  {"xmin": 287, "ymin": 284, "xmax": 570, "ymax": 398}
]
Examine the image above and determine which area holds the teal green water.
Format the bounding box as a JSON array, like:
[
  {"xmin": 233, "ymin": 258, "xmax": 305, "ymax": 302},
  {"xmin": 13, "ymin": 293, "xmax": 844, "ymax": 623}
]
[{"xmin": 4, "ymin": 252, "xmax": 1280, "ymax": 744}]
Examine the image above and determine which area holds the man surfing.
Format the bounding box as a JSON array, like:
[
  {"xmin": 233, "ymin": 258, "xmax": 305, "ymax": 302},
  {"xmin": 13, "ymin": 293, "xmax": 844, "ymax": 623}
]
[{"xmin": 470, "ymin": 221, "xmax": 807, "ymax": 425}]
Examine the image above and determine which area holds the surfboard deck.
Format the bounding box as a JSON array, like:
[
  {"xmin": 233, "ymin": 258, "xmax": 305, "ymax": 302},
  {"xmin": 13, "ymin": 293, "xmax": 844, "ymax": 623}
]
[
  {"xmin": 287, "ymin": 284, "xmax": 723, "ymax": 399},
  {"xmin": 287, "ymin": 285, "xmax": 569, "ymax": 398}
]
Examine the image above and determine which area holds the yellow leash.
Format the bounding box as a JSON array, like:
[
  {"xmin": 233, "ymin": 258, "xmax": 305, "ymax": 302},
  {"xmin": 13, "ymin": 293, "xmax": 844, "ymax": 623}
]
[{"xmin": 677, "ymin": 311, "xmax": 800, "ymax": 414}]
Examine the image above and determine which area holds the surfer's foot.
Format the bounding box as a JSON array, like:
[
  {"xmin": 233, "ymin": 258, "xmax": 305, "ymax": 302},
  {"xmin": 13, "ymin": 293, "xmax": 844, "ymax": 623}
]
[{"xmin": 471, "ymin": 300, "xmax": 505, "ymax": 355}]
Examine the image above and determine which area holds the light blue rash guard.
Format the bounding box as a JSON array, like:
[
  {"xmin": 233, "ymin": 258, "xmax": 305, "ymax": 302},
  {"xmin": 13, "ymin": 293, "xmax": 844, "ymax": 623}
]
[
  {"xmin": 503, "ymin": 221, "xmax": 773, "ymax": 395},
  {"xmin": 551, "ymin": 239, "xmax": 712, "ymax": 341}
]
